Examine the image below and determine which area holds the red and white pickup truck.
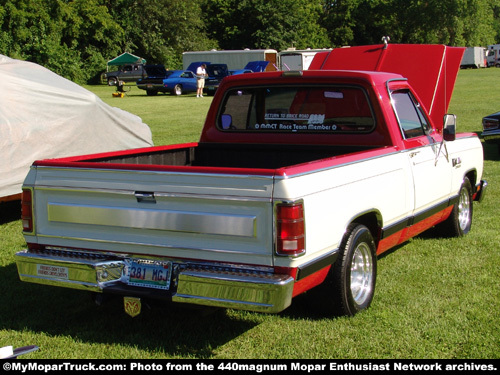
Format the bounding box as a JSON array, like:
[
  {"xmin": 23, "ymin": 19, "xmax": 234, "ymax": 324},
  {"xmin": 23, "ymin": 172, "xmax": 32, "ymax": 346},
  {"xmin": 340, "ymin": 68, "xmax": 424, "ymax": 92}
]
[{"xmin": 16, "ymin": 44, "xmax": 487, "ymax": 317}]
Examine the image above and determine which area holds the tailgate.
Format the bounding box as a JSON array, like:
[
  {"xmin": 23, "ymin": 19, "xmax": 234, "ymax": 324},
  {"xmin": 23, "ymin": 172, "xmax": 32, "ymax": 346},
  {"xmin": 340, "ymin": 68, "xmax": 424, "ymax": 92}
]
[{"xmin": 26, "ymin": 166, "xmax": 275, "ymax": 266}]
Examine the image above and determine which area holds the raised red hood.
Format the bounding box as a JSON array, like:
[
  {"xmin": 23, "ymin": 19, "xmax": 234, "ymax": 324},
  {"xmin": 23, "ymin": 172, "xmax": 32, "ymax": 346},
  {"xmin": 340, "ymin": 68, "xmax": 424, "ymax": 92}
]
[{"xmin": 309, "ymin": 44, "xmax": 465, "ymax": 129}]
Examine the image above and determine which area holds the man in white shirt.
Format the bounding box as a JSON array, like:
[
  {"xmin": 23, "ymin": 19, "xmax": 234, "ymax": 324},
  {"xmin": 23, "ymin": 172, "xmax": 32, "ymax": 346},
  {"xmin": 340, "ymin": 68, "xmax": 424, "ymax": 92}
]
[{"xmin": 196, "ymin": 64, "xmax": 207, "ymax": 97}]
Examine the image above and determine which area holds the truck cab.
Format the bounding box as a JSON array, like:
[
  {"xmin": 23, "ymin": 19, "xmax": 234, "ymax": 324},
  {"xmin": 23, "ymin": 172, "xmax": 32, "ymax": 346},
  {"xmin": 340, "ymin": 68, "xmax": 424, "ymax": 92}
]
[{"xmin": 486, "ymin": 44, "xmax": 500, "ymax": 67}]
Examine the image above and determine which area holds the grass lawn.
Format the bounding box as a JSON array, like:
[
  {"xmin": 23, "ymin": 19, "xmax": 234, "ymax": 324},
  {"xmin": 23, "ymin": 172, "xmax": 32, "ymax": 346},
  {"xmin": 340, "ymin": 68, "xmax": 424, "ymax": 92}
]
[{"xmin": 0, "ymin": 70, "xmax": 499, "ymax": 359}]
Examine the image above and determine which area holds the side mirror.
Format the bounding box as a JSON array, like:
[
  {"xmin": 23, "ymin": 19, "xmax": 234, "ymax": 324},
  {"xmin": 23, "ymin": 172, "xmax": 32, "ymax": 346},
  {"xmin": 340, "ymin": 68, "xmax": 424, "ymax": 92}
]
[{"xmin": 443, "ymin": 114, "xmax": 456, "ymax": 142}]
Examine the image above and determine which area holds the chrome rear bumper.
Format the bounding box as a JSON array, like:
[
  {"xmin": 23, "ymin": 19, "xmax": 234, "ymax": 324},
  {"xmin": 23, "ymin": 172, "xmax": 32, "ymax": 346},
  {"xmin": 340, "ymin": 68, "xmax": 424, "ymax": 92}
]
[{"xmin": 15, "ymin": 249, "xmax": 294, "ymax": 313}]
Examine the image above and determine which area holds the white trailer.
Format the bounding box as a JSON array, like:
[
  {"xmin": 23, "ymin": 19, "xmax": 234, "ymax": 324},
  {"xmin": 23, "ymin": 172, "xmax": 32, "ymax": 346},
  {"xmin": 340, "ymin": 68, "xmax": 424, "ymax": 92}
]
[
  {"xmin": 486, "ymin": 44, "xmax": 500, "ymax": 67},
  {"xmin": 182, "ymin": 49, "xmax": 278, "ymax": 71},
  {"xmin": 279, "ymin": 48, "xmax": 332, "ymax": 71},
  {"xmin": 460, "ymin": 47, "xmax": 486, "ymax": 68}
]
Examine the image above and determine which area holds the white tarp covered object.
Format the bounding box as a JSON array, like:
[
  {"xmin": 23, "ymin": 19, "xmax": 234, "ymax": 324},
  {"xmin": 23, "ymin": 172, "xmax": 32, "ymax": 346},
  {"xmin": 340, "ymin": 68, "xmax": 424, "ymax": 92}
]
[{"xmin": 0, "ymin": 54, "xmax": 153, "ymax": 201}]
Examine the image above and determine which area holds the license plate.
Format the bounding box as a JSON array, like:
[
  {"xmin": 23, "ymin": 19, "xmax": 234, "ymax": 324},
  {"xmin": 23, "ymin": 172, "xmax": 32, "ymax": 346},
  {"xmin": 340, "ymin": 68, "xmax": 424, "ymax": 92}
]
[
  {"xmin": 37, "ymin": 264, "xmax": 69, "ymax": 280},
  {"xmin": 127, "ymin": 260, "xmax": 171, "ymax": 290}
]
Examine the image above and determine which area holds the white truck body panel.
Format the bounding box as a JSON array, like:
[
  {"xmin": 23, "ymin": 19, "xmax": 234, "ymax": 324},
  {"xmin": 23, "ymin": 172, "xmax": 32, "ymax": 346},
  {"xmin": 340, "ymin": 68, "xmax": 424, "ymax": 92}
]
[
  {"xmin": 461, "ymin": 47, "xmax": 486, "ymax": 68},
  {"xmin": 279, "ymin": 49, "xmax": 331, "ymax": 71},
  {"xmin": 272, "ymin": 149, "xmax": 413, "ymax": 267}
]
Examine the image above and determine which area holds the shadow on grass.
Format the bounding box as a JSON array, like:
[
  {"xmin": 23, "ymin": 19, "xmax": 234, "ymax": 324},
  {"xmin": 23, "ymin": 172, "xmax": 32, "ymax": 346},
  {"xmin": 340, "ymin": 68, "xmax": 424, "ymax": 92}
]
[
  {"xmin": 482, "ymin": 142, "xmax": 500, "ymax": 161},
  {"xmin": 0, "ymin": 263, "xmax": 257, "ymax": 358},
  {"xmin": 0, "ymin": 200, "xmax": 21, "ymax": 225}
]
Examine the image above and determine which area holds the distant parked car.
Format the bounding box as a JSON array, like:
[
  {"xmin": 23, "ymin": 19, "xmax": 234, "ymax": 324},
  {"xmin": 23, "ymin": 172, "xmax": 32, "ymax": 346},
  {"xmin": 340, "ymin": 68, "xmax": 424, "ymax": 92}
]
[
  {"xmin": 205, "ymin": 64, "xmax": 229, "ymax": 95},
  {"xmin": 230, "ymin": 61, "xmax": 270, "ymax": 75},
  {"xmin": 137, "ymin": 65, "xmax": 198, "ymax": 96},
  {"xmin": 104, "ymin": 63, "xmax": 147, "ymax": 86},
  {"xmin": 229, "ymin": 69, "xmax": 253, "ymax": 75},
  {"xmin": 482, "ymin": 111, "xmax": 500, "ymax": 153}
]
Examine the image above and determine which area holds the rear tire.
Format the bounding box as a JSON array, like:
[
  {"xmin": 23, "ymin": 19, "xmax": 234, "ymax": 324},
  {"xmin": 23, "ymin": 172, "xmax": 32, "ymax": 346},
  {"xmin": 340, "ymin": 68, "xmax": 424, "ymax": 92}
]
[
  {"xmin": 324, "ymin": 224, "xmax": 377, "ymax": 316},
  {"xmin": 437, "ymin": 177, "xmax": 473, "ymax": 237}
]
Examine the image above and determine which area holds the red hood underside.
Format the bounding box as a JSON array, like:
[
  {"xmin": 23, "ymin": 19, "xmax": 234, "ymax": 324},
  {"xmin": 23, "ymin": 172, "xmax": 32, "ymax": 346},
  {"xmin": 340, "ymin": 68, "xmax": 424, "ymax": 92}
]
[{"xmin": 310, "ymin": 44, "xmax": 465, "ymax": 129}]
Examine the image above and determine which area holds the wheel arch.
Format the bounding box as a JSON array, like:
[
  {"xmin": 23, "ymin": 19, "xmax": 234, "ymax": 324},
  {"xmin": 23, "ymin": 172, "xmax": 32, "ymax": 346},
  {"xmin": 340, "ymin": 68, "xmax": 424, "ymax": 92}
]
[
  {"xmin": 464, "ymin": 169, "xmax": 477, "ymax": 188},
  {"xmin": 459, "ymin": 168, "xmax": 478, "ymax": 201},
  {"xmin": 347, "ymin": 210, "xmax": 383, "ymax": 246}
]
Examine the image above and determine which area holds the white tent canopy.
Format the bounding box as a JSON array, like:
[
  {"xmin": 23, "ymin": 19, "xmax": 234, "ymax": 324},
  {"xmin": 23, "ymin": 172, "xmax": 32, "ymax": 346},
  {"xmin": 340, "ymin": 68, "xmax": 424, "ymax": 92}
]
[{"xmin": 0, "ymin": 55, "xmax": 153, "ymax": 201}]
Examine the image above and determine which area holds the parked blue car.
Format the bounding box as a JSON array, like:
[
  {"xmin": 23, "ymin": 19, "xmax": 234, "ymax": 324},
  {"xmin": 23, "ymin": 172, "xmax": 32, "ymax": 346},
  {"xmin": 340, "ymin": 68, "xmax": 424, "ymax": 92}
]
[
  {"xmin": 137, "ymin": 65, "xmax": 198, "ymax": 96},
  {"xmin": 230, "ymin": 61, "xmax": 270, "ymax": 75}
]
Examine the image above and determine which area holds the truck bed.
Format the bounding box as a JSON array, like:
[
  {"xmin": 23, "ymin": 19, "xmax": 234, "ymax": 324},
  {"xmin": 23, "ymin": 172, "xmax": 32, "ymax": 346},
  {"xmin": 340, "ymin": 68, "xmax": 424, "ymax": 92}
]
[{"xmin": 66, "ymin": 143, "xmax": 379, "ymax": 170}]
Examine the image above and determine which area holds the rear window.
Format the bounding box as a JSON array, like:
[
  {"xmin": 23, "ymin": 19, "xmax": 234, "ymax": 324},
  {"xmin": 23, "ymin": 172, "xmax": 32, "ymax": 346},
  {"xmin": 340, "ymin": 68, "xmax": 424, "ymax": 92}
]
[{"xmin": 217, "ymin": 86, "xmax": 376, "ymax": 133}]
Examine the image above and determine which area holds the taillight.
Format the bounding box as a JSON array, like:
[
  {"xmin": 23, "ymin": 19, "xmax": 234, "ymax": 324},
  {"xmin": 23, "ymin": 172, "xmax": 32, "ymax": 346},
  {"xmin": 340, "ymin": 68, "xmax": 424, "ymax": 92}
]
[
  {"xmin": 21, "ymin": 188, "xmax": 33, "ymax": 232},
  {"xmin": 276, "ymin": 202, "xmax": 305, "ymax": 257},
  {"xmin": 483, "ymin": 118, "xmax": 499, "ymax": 130}
]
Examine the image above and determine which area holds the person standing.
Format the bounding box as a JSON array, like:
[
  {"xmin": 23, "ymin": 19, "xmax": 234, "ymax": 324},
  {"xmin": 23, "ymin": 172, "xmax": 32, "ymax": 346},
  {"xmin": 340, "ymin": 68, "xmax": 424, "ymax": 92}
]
[{"xmin": 196, "ymin": 64, "xmax": 207, "ymax": 97}]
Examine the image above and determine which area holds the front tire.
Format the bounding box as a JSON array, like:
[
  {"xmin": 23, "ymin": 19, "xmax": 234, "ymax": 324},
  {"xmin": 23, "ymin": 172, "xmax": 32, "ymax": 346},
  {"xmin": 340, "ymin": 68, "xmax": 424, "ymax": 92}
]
[
  {"xmin": 172, "ymin": 84, "xmax": 182, "ymax": 95},
  {"xmin": 326, "ymin": 224, "xmax": 377, "ymax": 316},
  {"xmin": 437, "ymin": 177, "xmax": 473, "ymax": 237}
]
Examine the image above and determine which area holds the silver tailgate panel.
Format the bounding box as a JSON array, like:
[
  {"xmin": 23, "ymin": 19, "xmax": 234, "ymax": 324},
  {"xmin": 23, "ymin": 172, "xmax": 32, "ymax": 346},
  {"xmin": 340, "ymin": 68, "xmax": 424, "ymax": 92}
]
[{"xmin": 29, "ymin": 167, "xmax": 276, "ymax": 266}]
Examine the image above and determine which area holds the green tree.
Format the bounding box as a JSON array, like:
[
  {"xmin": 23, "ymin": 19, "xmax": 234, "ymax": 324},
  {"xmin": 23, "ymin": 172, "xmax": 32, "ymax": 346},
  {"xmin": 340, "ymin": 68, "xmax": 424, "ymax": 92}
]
[
  {"xmin": 2, "ymin": 0, "xmax": 500, "ymax": 84},
  {"xmin": 59, "ymin": 0, "xmax": 124, "ymax": 82},
  {"xmin": 203, "ymin": 0, "xmax": 330, "ymax": 51},
  {"xmin": 0, "ymin": 0, "xmax": 71, "ymax": 66},
  {"xmin": 321, "ymin": 0, "xmax": 499, "ymax": 47},
  {"xmin": 382, "ymin": 0, "xmax": 497, "ymax": 46},
  {"xmin": 321, "ymin": 0, "xmax": 362, "ymax": 46},
  {"xmin": 111, "ymin": 0, "xmax": 218, "ymax": 69},
  {"xmin": 0, "ymin": 0, "xmax": 123, "ymax": 83},
  {"xmin": 492, "ymin": 0, "xmax": 500, "ymax": 42}
]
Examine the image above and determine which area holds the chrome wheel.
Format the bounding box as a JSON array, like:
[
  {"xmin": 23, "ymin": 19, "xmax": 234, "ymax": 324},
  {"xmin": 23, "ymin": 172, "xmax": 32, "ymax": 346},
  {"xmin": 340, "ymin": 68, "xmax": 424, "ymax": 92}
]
[
  {"xmin": 350, "ymin": 242, "xmax": 374, "ymax": 306},
  {"xmin": 458, "ymin": 185, "xmax": 472, "ymax": 231},
  {"xmin": 436, "ymin": 177, "xmax": 473, "ymax": 237}
]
